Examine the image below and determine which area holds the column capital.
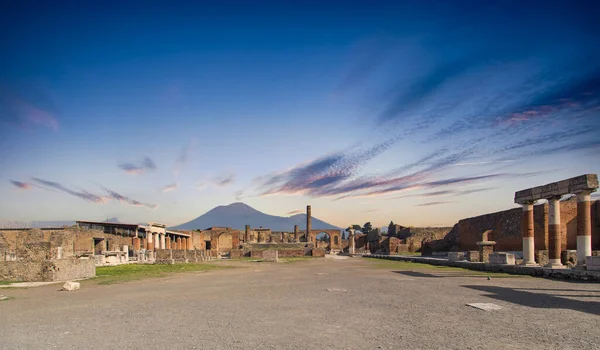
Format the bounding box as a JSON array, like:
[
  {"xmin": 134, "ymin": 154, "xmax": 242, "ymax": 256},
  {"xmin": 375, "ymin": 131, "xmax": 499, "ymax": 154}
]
[{"xmin": 545, "ymin": 195, "xmax": 562, "ymax": 201}]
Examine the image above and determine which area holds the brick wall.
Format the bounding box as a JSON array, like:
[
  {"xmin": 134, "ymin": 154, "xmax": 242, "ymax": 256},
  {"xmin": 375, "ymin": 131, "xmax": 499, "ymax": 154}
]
[{"xmin": 311, "ymin": 248, "xmax": 326, "ymax": 257}]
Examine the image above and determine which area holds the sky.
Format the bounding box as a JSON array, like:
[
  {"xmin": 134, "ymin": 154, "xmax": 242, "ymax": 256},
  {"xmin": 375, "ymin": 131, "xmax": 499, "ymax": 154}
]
[{"xmin": 1, "ymin": 0, "xmax": 599, "ymax": 229}]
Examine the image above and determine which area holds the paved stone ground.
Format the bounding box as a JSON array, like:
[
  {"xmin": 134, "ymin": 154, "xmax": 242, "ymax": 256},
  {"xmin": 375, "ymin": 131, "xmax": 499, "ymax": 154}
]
[{"xmin": 1, "ymin": 257, "xmax": 599, "ymax": 349}]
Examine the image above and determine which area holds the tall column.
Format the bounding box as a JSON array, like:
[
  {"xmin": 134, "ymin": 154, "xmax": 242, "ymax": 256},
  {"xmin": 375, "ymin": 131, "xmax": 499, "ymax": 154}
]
[
  {"xmin": 245, "ymin": 225, "xmax": 250, "ymax": 243},
  {"xmin": 294, "ymin": 225, "xmax": 299, "ymax": 242},
  {"xmin": 306, "ymin": 205, "xmax": 312, "ymax": 243},
  {"xmin": 576, "ymin": 190, "xmax": 593, "ymax": 267},
  {"xmin": 349, "ymin": 229, "xmax": 355, "ymax": 254},
  {"xmin": 187, "ymin": 237, "xmax": 193, "ymax": 250},
  {"xmin": 147, "ymin": 232, "xmax": 154, "ymax": 251},
  {"xmin": 160, "ymin": 234, "xmax": 166, "ymax": 249},
  {"xmin": 521, "ymin": 202, "xmax": 537, "ymax": 266},
  {"xmin": 546, "ymin": 196, "xmax": 564, "ymax": 268},
  {"xmin": 176, "ymin": 237, "xmax": 182, "ymax": 250},
  {"xmin": 154, "ymin": 233, "xmax": 160, "ymax": 250},
  {"xmin": 166, "ymin": 236, "xmax": 171, "ymax": 249}
]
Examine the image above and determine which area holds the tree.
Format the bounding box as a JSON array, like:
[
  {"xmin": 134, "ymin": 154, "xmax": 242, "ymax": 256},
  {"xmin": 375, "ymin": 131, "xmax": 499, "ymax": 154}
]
[{"xmin": 362, "ymin": 222, "xmax": 373, "ymax": 235}]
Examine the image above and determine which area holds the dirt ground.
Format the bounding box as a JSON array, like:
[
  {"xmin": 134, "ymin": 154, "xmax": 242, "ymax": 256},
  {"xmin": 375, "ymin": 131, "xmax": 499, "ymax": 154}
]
[{"xmin": 1, "ymin": 257, "xmax": 599, "ymax": 349}]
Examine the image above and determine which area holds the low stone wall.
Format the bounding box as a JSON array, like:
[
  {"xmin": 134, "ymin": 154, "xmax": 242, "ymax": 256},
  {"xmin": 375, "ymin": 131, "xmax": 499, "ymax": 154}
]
[
  {"xmin": 489, "ymin": 253, "xmax": 515, "ymax": 265},
  {"xmin": 448, "ymin": 252, "xmax": 464, "ymax": 262},
  {"xmin": 155, "ymin": 249, "xmax": 174, "ymax": 264},
  {"xmin": 0, "ymin": 259, "xmax": 96, "ymax": 282},
  {"xmin": 172, "ymin": 250, "xmax": 188, "ymax": 263},
  {"xmin": 365, "ymin": 255, "xmax": 600, "ymax": 282},
  {"xmin": 277, "ymin": 249, "xmax": 304, "ymax": 258},
  {"xmin": 230, "ymin": 249, "xmax": 244, "ymax": 259},
  {"xmin": 311, "ymin": 248, "xmax": 326, "ymax": 257},
  {"xmin": 250, "ymin": 251, "xmax": 263, "ymax": 258}
]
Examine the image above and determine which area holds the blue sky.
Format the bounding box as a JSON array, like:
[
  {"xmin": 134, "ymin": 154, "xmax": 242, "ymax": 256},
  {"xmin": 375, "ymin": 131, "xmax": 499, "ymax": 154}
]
[{"xmin": 1, "ymin": 0, "xmax": 599, "ymax": 228}]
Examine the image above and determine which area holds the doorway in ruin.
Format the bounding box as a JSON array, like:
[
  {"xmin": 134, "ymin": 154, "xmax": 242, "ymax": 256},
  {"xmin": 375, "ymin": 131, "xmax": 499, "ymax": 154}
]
[
  {"xmin": 316, "ymin": 232, "xmax": 331, "ymax": 250},
  {"xmin": 217, "ymin": 232, "xmax": 233, "ymax": 257},
  {"xmin": 93, "ymin": 238, "xmax": 105, "ymax": 255}
]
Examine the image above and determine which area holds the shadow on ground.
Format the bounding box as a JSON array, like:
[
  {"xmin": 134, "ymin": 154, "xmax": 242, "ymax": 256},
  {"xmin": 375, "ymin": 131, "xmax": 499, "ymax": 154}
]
[
  {"xmin": 393, "ymin": 271, "xmax": 490, "ymax": 279},
  {"xmin": 462, "ymin": 285, "xmax": 600, "ymax": 316}
]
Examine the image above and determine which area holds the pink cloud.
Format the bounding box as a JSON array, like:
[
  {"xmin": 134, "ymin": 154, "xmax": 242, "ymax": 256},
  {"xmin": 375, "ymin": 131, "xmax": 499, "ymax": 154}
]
[{"xmin": 10, "ymin": 180, "xmax": 32, "ymax": 190}]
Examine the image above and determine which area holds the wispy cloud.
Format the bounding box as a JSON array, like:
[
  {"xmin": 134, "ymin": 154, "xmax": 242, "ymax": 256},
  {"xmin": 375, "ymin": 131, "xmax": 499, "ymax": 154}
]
[
  {"xmin": 9, "ymin": 180, "xmax": 32, "ymax": 190},
  {"xmin": 416, "ymin": 201, "xmax": 452, "ymax": 207},
  {"xmin": 32, "ymin": 178, "xmax": 108, "ymax": 203},
  {"xmin": 119, "ymin": 157, "xmax": 157, "ymax": 175},
  {"xmin": 174, "ymin": 138, "xmax": 195, "ymax": 175},
  {"xmin": 101, "ymin": 186, "xmax": 158, "ymax": 210},
  {"xmin": 0, "ymin": 93, "xmax": 59, "ymax": 131},
  {"xmin": 287, "ymin": 210, "xmax": 303, "ymax": 215},
  {"xmin": 161, "ymin": 183, "xmax": 177, "ymax": 192},
  {"xmin": 215, "ymin": 174, "xmax": 235, "ymax": 187}
]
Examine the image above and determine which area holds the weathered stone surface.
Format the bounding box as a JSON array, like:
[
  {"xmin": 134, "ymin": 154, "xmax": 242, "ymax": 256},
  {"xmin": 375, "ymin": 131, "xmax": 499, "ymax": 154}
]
[
  {"xmin": 261, "ymin": 250, "xmax": 278, "ymax": 262},
  {"xmin": 466, "ymin": 251, "xmax": 480, "ymax": 262},
  {"xmin": 448, "ymin": 252, "xmax": 464, "ymax": 262},
  {"xmin": 515, "ymin": 174, "xmax": 598, "ymax": 204},
  {"xmin": 62, "ymin": 281, "xmax": 80, "ymax": 291},
  {"xmin": 489, "ymin": 253, "xmax": 515, "ymax": 265},
  {"xmin": 586, "ymin": 256, "xmax": 600, "ymax": 271}
]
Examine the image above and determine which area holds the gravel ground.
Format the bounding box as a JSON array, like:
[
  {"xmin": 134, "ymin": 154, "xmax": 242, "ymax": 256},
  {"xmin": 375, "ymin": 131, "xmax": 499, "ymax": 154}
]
[{"xmin": 1, "ymin": 257, "xmax": 599, "ymax": 350}]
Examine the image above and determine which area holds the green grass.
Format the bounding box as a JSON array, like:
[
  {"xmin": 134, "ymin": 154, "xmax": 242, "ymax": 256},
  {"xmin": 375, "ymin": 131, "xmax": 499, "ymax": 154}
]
[
  {"xmin": 0, "ymin": 280, "xmax": 16, "ymax": 285},
  {"xmin": 91, "ymin": 263, "xmax": 228, "ymax": 285},
  {"xmin": 366, "ymin": 259, "xmax": 528, "ymax": 278}
]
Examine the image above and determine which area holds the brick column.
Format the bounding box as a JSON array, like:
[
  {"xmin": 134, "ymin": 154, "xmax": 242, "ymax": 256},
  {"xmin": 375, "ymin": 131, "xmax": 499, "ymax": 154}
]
[
  {"xmin": 166, "ymin": 236, "xmax": 171, "ymax": 249},
  {"xmin": 306, "ymin": 205, "xmax": 312, "ymax": 242},
  {"xmin": 546, "ymin": 197, "xmax": 564, "ymax": 268},
  {"xmin": 576, "ymin": 190, "xmax": 593, "ymax": 267},
  {"xmin": 176, "ymin": 237, "xmax": 182, "ymax": 250},
  {"xmin": 521, "ymin": 202, "xmax": 537, "ymax": 266},
  {"xmin": 245, "ymin": 225, "xmax": 250, "ymax": 243},
  {"xmin": 133, "ymin": 237, "xmax": 141, "ymax": 251}
]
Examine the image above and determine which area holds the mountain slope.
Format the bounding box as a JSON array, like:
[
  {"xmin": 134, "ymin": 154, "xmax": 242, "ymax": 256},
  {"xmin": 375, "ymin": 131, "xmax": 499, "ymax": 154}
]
[{"xmin": 172, "ymin": 202, "xmax": 340, "ymax": 231}]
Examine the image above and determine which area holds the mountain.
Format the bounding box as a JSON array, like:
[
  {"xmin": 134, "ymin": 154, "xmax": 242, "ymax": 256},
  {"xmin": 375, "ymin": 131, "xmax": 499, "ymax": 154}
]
[{"xmin": 171, "ymin": 202, "xmax": 340, "ymax": 231}]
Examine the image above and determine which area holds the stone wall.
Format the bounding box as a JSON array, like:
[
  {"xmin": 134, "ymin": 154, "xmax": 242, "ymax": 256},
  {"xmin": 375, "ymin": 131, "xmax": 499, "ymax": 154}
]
[
  {"xmin": 311, "ymin": 248, "xmax": 326, "ymax": 257},
  {"xmin": 457, "ymin": 198, "xmax": 599, "ymax": 252},
  {"xmin": 277, "ymin": 249, "xmax": 305, "ymax": 258},
  {"xmin": 0, "ymin": 259, "xmax": 95, "ymax": 282}
]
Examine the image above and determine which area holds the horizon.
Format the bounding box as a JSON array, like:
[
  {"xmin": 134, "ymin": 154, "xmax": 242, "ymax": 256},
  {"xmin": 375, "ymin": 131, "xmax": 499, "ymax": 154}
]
[{"xmin": 1, "ymin": 1, "xmax": 599, "ymax": 228}]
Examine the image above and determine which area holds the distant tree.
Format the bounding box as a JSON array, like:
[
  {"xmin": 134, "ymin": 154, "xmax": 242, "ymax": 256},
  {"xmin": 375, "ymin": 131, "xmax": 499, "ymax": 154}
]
[{"xmin": 362, "ymin": 222, "xmax": 373, "ymax": 235}]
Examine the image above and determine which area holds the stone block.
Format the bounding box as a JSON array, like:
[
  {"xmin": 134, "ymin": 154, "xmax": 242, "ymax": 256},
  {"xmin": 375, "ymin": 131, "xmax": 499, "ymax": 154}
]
[
  {"xmin": 489, "ymin": 253, "xmax": 516, "ymax": 265},
  {"xmin": 586, "ymin": 256, "xmax": 600, "ymax": 271},
  {"xmin": 448, "ymin": 252, "xmax": 464, "ymax": 262},
  {"xmin": 311, "ymin": 248, "xmax": 326, "ymax": 257},
  {"xmin": 561, "ymin": 250, "xmax": 577, "ymax": 266},
  {"xmin": 62, "ymin": 281, "xmax": 80, "ymax": 291},
  {"xmin": 535, "ymin": 250, "xmax": 549, "ymax": 266},
  {"xmin": 261, "ymin": 250, "xmax": 278, "ymax": 262},
  {"xmin": 466, "ymin": 251, "xmax": 480, "ymax": 262}
]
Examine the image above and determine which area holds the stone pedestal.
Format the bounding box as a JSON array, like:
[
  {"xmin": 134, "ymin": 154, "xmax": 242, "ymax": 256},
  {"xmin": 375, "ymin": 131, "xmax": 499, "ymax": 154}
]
[
  {"xmin": 448, "ymin": 252, "xmax": 464, "ymax": 262},
  {"xmin": 476, "ymin": 241, "xmax": 496, "ymax": 263}
]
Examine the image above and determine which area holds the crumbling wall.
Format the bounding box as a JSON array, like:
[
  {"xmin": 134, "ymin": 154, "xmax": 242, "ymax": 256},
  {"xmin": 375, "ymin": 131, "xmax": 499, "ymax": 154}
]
[
  {"xmin": 311, "ymin": 248, "xmax": 326, "ymax": 257},
  {"xmin": 0, "ymin": 259, "xmax": 95, "ymax": 282}
]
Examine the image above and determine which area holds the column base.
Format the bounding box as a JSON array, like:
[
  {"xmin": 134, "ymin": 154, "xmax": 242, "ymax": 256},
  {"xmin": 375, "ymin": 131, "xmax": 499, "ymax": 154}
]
[
  {"xmin": 545, "ymin": 259, "xmax": 566, "ymax": 269},
  {"xmin": 521, "ymin": 261, "xmax": 538, "ymax": 267}
]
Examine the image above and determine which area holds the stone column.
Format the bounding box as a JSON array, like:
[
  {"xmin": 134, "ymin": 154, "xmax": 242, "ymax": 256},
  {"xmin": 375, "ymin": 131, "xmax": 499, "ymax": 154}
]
[
  {"xmin": 576, "ymin": 190, "xmax": 593, "ymax": 267},
  {"xmin": 147, "ymin": 232, "xmax": 154, "ymax": 251},
  {"xmin": 154, "ymin": 233, "xmax": 160, "ymax": 250},
  {"xmin": 521, "ymin": 202, "xmax": 537, "ymax": 266},
  {"xmin": 306, "ymin": 205, "xmax": 312, "ymax": 242},
  {"xmin": 349, "ymin": 229, "xmax": 355, "ymax": 254},
  {"xmin": 166, "ymin": 237, "xmax": 171, "ymax": 249},
  {"xmin": 176, "ymin": 237, "xmax": 182, "ymax": 250},
  {"xmin": 294, "ymin": 225, "xmax": 299, "ymax": 242},
  {"xmin": 245, "ymin": 225, "xmax": 250, "ymax": 243},
  {"xmin": 160, "ymin": 234, "xmax": 166, "ymax": 249},
  {"xmin": 133, "ymin": 237, "xmax": 141, "ymax": 251},
  {"xmin": 546, "ymin": 196, "xmax": 564, "ymax": 268}
]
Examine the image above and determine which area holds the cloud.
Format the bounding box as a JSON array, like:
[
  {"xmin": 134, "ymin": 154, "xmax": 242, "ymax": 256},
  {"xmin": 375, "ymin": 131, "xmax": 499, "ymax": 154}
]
[
  {"xmin": 9, "ymin": 180, "xmax": 31, "ymax": 190},
  {"xmin": 161, "ymin": 183, "xmax": 177, "ymax": 192},
  {"xmin": 234, "ymin": 191, "xmax": 244, "ymax": 201},
  {"xmin": 256, "ymin": 139, "xmax": 396, "ymax": 197},
  {"xmin": 101, "ymin": 186, "xmax": 158, "ymax": 210},
  {"xmin": 0, "ymin": 92, "xmax": 59, "ymax": 132},
  {"xmin": 215, "ymin": 174, "xmax": 235, "ymax": 187},
  {"xmin": 174, "ymin": 139, "xmax": 196, "ymax": 175},
  {"xmin": 32, "ymin": 178, "xmax": 108, "ymax": 203},
  {"xmin": 416, "ymin": 201, "xmax": 452, "ymax": 207},
  {"xmin": 390, "ymin": 187, "xmax": 496, "ymax": 200},
  {"xmin": 287, "ymin": 210, "xmax": 303, "ymax": 215},
  {"xmin": 119, "ymin": 157, "xmax": 157, "ymax": 175}
]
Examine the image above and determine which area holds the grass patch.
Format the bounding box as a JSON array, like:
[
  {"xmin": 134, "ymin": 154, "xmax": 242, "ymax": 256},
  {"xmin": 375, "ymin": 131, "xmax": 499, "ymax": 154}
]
[
  {"xmin": 366, "ymin": 259, "xmax": 528, "ymax": 278},
  {"xmin": 0, "ymin": 280, "xmax": 17, "ymax": 285},
  {"xmin": 92, "ymin": 263, "xmax": 228, "ymax": 285}
]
